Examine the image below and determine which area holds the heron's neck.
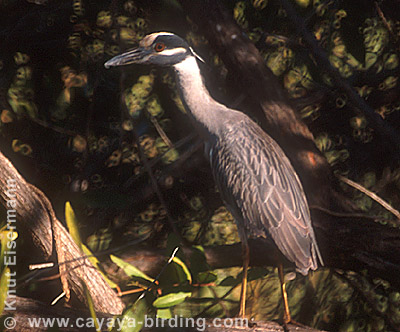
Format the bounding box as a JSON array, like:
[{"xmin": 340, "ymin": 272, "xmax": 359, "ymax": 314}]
[{"xmin": 173, "ymin": 56, "xmax": 225, "ymax": 136}]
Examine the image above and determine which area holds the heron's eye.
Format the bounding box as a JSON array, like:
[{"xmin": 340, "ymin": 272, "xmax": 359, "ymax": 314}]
[{"xmin": 154, "ymin": 42, "xmax": 165, "ymax": 52}]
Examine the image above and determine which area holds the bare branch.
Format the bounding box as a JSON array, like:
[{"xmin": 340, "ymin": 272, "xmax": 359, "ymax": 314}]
[
  {"xmin": 0, "ymin": 150, "xmax": 124, "ymax": 314},
  {"xmin": 337, "ymin": 174, "xmax": 400, "ymax": 222}
]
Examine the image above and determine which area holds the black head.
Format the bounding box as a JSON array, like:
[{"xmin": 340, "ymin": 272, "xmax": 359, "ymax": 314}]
[{"xmin": 105, "ymin": 32, "xmax": 197, "ymax": 68}]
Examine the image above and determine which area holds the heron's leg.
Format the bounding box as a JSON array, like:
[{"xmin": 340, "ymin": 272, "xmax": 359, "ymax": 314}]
[
  {"xmin": 278, "ymin": 263, "xmax": 291, "ymax": 324},
  {"xmin": 238, "ymin": 237, "xmax": 250, "ymax": 318}
]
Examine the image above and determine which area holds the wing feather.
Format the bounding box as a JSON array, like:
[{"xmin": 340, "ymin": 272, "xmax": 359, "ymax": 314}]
[{"xmin": 209, "ymin": 117, "xmax": 323, "ymax": 274}]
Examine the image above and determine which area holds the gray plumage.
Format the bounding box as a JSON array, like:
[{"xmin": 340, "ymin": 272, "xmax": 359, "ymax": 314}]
[
  {"xmin": 105, "ymin": 32, "xmax": 323, "ymax": 275},
  {"xmin": 209, "ymin": 114, "xmax": 321, "ymax": 274}
]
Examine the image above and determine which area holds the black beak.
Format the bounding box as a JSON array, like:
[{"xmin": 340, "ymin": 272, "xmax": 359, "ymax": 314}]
[{"xmin": 104, "ymin": 47, "xmax": 150, "ymax": 68}]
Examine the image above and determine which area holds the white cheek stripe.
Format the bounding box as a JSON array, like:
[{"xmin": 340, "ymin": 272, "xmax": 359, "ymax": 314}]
[{"xmin": 160, "ymin": 47, "xmax": 187, "ymax": 56}]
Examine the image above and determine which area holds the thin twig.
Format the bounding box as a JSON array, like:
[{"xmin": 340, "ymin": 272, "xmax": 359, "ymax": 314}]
[
  {"xmin": 133, "ymin": 124, "xmax": 182, "ymax": 237},
  {"xmin": 309, "ymin": 205, "xmax": 384, "ymax": 221},
  {"xmin": 116, "ymin": 67, "xmax": 183, "ymax": 240},
  {"xmin": 375, "ymin": 2, "xmax": 394, "ymax": 36},
  {"xmin": 150, "ymin": 115, "xmax": 173, "ymax": 148},
  {"xmin": 51, "ymin": 291, "xmax": 66, "ymax": 306},
  {"xmin": 374, "ymin": 1, "xmax": 400, "ymax": 52},
  {"xmin": 117, "ymin": 288, "xmax": 144, "ymax": 297},
  {"xmin": 29, "ymin": 262, "xmax": 55, "ymax": 270},
  {"xmin": 30, "ymin": 117, "xmax": 77, "ymax": 136},
  {"xmin": 209, "ymin": 286, "xmax": 231, "ymax": 317},
  {"xmin": 136, "ymin": 247, "xmax": 180, "ymax": 301},
  {"xmin": 17, "ymin": 236, "xmax": 149, "ymax": 288},
  {"xmin": 337, "ymin": 174, "xmax": 400, "ymax": 222}
]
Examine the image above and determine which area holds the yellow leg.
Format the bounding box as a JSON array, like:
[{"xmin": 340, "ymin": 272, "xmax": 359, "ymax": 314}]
[
  {"xmin": 278, "ymin": 263, "xmax": 291, "ymax": 324},
  {"xmin": 238, "ymin": 239, "xmax": 250, "ymax": 318}
]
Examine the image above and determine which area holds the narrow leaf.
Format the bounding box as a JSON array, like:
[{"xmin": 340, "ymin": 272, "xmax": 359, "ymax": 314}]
[
  {"xmin": 0, "ymin": 231, "xmax": 18, "ymax": 270},
  {"xmin": 110, "ymin": 255, "xmax": 154, "ymax": 283},
  {"xmin": 156, "ymin": 308, "xmax": 172, "ymax": 319},
  {"xmin": 82, "ymin": 281, "xmax": 100, "ymax": 331},
  {"xmin": 0, "ymin": 267, "xmax": 10, "ymax": 314},
  {"xmin": 153, "ymin": 292, "xmax": 192, "ymax": 308},
  {"xmin": 116, "ymin": 298, "xmax": 148, "ymax": 332},
  {"xmin": 196, "ymin": 271, "xmax": 217, "ymax": 284},
  {"xmin": 171, "ymin": 256, "xmax": 192, "ymax": 284},
  {"xmin": 65, "ymin": 202, "xmax": 83, "ymax": 249}
]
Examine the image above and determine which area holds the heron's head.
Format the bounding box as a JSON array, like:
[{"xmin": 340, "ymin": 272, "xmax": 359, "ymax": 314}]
[{"xmin": 105, "ymin": 32, "xmax": 202, "ymax": 68}]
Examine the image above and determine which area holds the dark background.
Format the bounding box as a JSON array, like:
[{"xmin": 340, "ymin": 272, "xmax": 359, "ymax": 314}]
[{"xmin": 1, "ymin": 0, "xmax": 400, "ymax": 331}]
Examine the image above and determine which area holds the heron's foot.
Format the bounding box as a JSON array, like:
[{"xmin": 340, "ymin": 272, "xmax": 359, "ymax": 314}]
[
  {"xmin": 282, "ymin": 317, "xmax": 307, "ymax": 330},
  {"xmin": 237, "ymin": 308, "xmax": 244, "ymax": 319},
  {"xmin": 283, "ymin": 312, "xmax": 291, "ymax": 325}
]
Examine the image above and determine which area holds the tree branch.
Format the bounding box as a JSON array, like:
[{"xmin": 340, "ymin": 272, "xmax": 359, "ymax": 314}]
[
  {"xmin": 5, "ymin": 296, "xmax": 326, "ymax": 332},
  {"xmin": 0, "ymin": 150, "xmax": 124, "ymax": 314}
]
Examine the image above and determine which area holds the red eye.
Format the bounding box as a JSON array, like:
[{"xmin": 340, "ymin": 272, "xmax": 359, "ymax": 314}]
[{"xmin": 154, "ymin": 42, "xmax": 165, "ymax": 52}]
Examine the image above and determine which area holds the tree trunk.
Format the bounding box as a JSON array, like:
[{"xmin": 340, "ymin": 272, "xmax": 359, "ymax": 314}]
[{"xmin": 0, "ymin": 150, "xmax": 124, "ymax": 315}]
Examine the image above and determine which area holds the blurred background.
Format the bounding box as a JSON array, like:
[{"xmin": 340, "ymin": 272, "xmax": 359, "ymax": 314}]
[{"xmin": 0, "ymin": 1, "xmax": 400, "ymax": 331}]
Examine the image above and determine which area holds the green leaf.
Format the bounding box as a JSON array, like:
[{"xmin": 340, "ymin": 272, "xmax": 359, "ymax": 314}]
[
  {"xmin": 82, "ymin": 281, "xmax": 100, "ymax": 331},
  {"xmin": 0, "ymin": 231, "xmax": 18, "ymax": 270},
  {"xmin": 171, "ymin": 256, "xmax": 192, "ymax": 284},
  {"xmin": 65, "ymin": 202, "xmax": 83, "ymax": 249},
  {"xmin": 0, "ymin": 267, "xmax": 10, "ymax": 314},
  {"xmin": 165, "ymin": 233, "xmax": 181, "ymax": 257},
  {"xmin": 196, "ymin": 271, "xmax": 217, "ymax": 284},
  {"xmin": 365, "ymin": 52, "xmax": 378, "ymax": 70},
  {"xmin": 219, "ymin": 276, "xmax": 240, "ymax": 287},
  {"xmin": 64, "ymin": 203, "xmax": 117, "ymax": 288},
  {"xmin": 152, "ymin": 292, "xmax": 192, "ymax": 308},
  {"xmin": 110, "ymin": 255, "xmax": 154, "ymax": 283},
  {"xmin": 86, "ymin": 228, "xmax": 112, "ymax": 252},
  {"xmin": 116, "ymin": 298, "xmax": 148, "ymax": 332},
  {"xmin": 189, "ymin": 245, "xmax": 209, "ymax": 276},
  {"xmin": 156, "ymin": 308, "xmax": 172, "ymax": 319}
]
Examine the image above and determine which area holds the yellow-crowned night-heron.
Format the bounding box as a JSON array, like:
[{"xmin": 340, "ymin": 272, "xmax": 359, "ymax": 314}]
[{"xmin": 105, "ymin": 32, "xmax": 323, "ymax": 322}]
